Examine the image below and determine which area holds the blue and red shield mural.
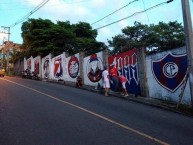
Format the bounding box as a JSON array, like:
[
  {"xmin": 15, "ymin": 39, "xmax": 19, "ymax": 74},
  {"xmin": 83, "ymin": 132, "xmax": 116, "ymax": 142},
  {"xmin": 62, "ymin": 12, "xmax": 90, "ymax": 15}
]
[
  {"xmin": 53, "ymin": 56, "xmax": 63, "ymax": 79},
  {"xmin": 152, "ymin": 53, "xmax": 187, "ymax": 92},
  {"xmin": 108, "ymin": 48, "xmax": 140, "ymax": 95}
]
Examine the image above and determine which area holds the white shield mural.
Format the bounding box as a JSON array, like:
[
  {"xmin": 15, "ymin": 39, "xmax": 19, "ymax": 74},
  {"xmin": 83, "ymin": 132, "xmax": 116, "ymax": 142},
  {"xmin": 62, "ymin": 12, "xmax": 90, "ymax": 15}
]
[
  {"xmin": 64, "ymin": 53, "xmax": 80, "ymax": 82},
  {"xmin": 146, "ymin": 46, "xmax": 191, "ymax": 105},
  {"xmin": 83, "ymin": 51, "xmax": 104, "ymax": 86}
]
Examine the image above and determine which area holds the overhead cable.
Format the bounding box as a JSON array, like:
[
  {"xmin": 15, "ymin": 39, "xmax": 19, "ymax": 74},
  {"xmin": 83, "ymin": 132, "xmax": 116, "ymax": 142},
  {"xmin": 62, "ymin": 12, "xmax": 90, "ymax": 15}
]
[
  {"xmin": 91, "ymin": 0, "xmax": 139, "ymax": 25},
  {"xmin": 94, "ymin": 0, "xmax": 174, "ymax": 30},
  {"xmin": 9, "ymin": 0, "xmax": 50, "ymax": 28},
  {"xmin": 141, "ymin": 0, "xmax": 150, "ymax": 23}
]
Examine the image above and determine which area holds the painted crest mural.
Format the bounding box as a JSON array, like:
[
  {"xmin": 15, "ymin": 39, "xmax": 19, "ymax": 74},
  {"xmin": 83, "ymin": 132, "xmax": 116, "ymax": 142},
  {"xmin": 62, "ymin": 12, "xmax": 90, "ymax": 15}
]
[
  {"xmin": 34, "ymin": 59, "xmax": 40, "ymax": 75},
  {"xmin": 108, "ymin": 48, "xmax": 140, "ymax": 95},
  {"xmin": 86, "ymin": 53, "xmax": 103, "ymax": 82},
  {"xmin": 68, "ymin": 55, "xmax": 79, "ymax": 78},
  {"xmin": 53, "ymin": 56, "xmax": 63, "ymax": 79},
  {"xmin": 27, "ymin": 59, "xmax": 31, "ymax": 71},
  {"xmin": 43, "ymin": 58, "xmax": 50, "ymax": 79},
  {"xmin": 152, "ymin": 53, "xmax": 187, "ymax": 92}
]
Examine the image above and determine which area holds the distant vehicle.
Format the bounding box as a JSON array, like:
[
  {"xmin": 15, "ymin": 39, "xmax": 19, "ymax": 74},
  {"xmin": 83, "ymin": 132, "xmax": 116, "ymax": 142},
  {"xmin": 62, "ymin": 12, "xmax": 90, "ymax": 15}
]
[{"xmin": 0, "ymin": 68, "xmax": 5, "ymax": 77}]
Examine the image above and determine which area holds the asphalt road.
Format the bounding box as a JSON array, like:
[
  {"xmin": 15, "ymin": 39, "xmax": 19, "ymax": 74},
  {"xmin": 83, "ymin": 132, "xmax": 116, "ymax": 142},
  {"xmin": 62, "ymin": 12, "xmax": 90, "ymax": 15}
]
[{"xmin": 0, "ymin": 77, "xmax": 193, "ymax": 145}]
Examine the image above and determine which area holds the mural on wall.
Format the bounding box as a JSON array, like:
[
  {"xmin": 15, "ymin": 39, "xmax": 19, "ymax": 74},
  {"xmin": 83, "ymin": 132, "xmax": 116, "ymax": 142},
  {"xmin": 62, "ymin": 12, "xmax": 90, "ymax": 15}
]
[
  {"xmin": 152, "ymin": 52, "xmax": 187, "ymax": 92},
  {"xmin": 25, "ymin": 56, "xmax": 34, "ymax": 72},
  {"xmin": 50, "ymin": 52, "xmax": 66, "ymax": 80},
  {"xmin": 108, "ymin": 48, "xmax": 140, "ymax": 95},
  {"xmin": 83, "ymin": 51, "xmax": 104, "ymax": 86},
  {"xmin": 86, "ymin": 53, "xmax": 103, "ymax": 82},
  {"xmin": 146, "ymin": 47, "xmax": 191, "ymax": 104},
  {"xmin": 34, "ymin": 56, "xmax": 41, "ymax": 76},
  {"xmin": 34, "ymin": 60, "xmax": 39, "ymax": 74},
  {"xmin": 42, "ymin": 54, "xmax": 51, "ymax": 79},
  {"xmin": 53, "ymin": 56, "xmax": 63, "ymax": 79},
  {"xmin": 68, "ymin": 55, "xmax": 79, "ymax": 78},
  {"xmin": 63, "ymin": 53, "xmax": 79, "ymax": 82},
  {"xmin": 27, "ymin": 58, "xmax": 31, "ymax": 70}
]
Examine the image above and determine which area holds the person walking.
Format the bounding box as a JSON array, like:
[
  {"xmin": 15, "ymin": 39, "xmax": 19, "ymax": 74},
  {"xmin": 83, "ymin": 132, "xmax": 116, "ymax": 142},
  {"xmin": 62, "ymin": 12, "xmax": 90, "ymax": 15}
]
[
  {"xmin": 102, "ymin": 66, "xmax": 110, "ymax": 96},
  {"xmin": 118, "ymin": 75, "xmax": 129, "ymax": 97}
]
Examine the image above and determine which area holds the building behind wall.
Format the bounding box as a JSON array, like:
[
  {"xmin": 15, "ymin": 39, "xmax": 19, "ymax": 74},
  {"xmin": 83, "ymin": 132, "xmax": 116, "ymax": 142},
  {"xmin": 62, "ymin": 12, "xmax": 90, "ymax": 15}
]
[{"xmin": 0, "ymin": 41, "xmax": 24, "ymax": 74}]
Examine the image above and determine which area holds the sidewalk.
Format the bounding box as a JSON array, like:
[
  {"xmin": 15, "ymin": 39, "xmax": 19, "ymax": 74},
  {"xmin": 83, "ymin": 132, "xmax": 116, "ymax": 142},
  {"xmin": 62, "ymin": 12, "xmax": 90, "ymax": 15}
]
[{"xmin": 46, "ymin": 79, "xmax": 193, "ymax": 117}]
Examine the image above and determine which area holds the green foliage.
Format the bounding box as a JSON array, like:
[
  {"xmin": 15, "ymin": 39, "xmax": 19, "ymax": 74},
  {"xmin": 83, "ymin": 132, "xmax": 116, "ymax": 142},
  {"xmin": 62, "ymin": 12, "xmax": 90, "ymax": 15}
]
[
  {"xmin": 21, "ymin": 18, "xmax": 106, "ymax": 58},
  {"xmin": 108, "ymin": 21, "xmax": 185, "ymax": 55}
]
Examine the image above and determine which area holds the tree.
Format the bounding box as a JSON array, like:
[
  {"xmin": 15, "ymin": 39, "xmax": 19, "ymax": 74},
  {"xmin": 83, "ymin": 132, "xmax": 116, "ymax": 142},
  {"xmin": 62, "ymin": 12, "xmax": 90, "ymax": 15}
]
[
  {"xmin": 108, "ymin": 21, "xmax": 185, "ymax": 55},
  {"xmin": 21, "ymin": 19, "xmax": 106, "ymax": 58}
]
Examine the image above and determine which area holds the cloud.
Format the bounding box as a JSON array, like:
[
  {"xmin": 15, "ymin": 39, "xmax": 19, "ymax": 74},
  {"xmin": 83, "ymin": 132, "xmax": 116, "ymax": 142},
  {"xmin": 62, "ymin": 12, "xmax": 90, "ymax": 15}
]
[
  {"xmin": 74, "ymin": 6, "xmax": 90, "ymax": 18},
  {"xmin": 91, "ymin": 0, "xmax": 106, "ymax": 9},
  {"xmin": 26, "ymin": 0, "xmax": 93, "ymax": 24}
]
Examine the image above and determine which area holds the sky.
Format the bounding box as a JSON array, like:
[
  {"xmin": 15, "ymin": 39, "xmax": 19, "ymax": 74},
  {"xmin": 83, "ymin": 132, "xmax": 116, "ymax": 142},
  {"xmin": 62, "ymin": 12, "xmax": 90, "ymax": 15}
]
[{"xmin": 0, "ymin": 0, "xmax": 193, "ymax": 46}]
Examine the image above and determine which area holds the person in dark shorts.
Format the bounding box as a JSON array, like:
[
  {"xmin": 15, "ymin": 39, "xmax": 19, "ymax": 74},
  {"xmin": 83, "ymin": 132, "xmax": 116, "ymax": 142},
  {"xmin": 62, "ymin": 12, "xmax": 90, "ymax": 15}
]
[
  {"xmin": 76, "ymin": 76, "xmax": 83, "ymax": 87},
  {"xmin": 110, "ymin": 64, "xmax": 119, "ymax": 92}
]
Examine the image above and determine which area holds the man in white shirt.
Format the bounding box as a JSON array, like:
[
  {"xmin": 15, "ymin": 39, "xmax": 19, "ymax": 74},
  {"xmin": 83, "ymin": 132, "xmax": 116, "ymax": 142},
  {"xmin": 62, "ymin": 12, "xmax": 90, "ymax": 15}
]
[{"xmin": 102, "ymin": 66, "xmax": 110, "ymax": 96}]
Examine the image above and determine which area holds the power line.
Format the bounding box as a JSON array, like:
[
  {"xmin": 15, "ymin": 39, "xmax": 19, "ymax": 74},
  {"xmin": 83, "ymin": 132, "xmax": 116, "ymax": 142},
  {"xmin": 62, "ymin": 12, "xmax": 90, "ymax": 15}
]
[
  {"xmin": 91, "ymin": 0, "xmax": 139, "ymax": 25},
  {"xmin": 9, "ymin": 0, "xmax": 50, "ymax": 28},
  {"xmin": 141, "ymin": 0, "xmax": 150, "ymax": 23},
  {"xmin": 94, "ymin": 0, "xmax": 174, "ymax": 30}
]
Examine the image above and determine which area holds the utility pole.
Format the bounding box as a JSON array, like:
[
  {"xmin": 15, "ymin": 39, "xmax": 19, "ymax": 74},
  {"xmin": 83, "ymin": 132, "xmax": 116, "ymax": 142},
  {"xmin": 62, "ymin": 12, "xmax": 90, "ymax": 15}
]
[
  {"xmin": 1, "ymin": 26, "xmax": 10, "ymax": 75},
  {"xmin": 181, "ymin": 0, "xmax": 193, "ymax": 108}
]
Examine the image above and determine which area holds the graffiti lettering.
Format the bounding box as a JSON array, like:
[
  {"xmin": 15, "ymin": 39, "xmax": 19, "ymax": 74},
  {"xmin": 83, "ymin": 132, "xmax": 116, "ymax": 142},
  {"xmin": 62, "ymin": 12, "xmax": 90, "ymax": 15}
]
[
  {"xmin": 111, "ymin": 53, "xmax": 139, "ymax": 85},
  {"xmin": 108, "ymin": 49, "xmax": 140, "ymax": 95}
]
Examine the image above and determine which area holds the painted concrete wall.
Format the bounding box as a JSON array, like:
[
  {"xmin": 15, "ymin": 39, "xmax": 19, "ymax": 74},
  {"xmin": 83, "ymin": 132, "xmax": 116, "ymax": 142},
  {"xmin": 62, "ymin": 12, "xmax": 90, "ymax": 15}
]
[
  {"xmin": 146, "ymin": 46, "xmax": 191, "ymax": 104},
  {"xmin": 64, "ymin": 53, "xmax": 80, "ymax": 82},
  {"xmin": 24, "ymin": 56, "xmax": 34, "ymax": 72},
  {"xmin": 33, "ymin": 56, "xmax": 41, "ymax": 77},
  {"xmin": 41, "ymin": 53, "xmax": 52, "ymax": 79},
  {"xmin": 108, "ymin": 48, "xmax": 141, "ymax": 95},
  {"xmin": 51, "ymin": 52, "xmax": 66, "ymax": 81},
  {"xmin": 20, "ymin": 47, "xmax": 192, "ymax": 104},
  {"xmin": 83, "ymin": 51, "xmax": 104, "ymax": 86}
]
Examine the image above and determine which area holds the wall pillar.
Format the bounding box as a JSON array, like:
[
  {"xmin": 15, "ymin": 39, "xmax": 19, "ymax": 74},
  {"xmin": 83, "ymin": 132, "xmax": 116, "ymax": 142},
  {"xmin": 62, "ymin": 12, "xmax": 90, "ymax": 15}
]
[
  {"xmin": 79, "ymin": 51, "xmax": 85, "ymax": 84},
  {"xmin": 137, "ymin": 48, "xmax": 149, "ymax": 97},
  {"xmin": 102, "ymin": 49, "xmax": 109, "ymax": 68}
]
